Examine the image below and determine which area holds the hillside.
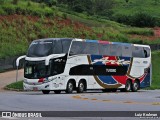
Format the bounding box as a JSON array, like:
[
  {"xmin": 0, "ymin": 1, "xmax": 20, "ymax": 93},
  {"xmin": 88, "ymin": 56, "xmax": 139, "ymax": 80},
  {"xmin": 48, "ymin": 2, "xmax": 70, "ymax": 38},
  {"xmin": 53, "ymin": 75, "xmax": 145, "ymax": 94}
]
[
  {"xmin": 113, "ymin": 0, "xmax": 160, "ymax": 17},
  {"xmin": 0, "ymin": 0, "xmax": 160, "ymax": 58}
]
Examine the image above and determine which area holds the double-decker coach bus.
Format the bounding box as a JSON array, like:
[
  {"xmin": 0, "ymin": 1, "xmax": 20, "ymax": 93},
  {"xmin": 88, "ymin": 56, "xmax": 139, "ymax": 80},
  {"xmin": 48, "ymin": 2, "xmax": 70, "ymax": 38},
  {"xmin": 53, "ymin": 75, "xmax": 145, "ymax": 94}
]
[{"xmin": 16, "ymin": 38, "xmax": 151, "ymax": 94}]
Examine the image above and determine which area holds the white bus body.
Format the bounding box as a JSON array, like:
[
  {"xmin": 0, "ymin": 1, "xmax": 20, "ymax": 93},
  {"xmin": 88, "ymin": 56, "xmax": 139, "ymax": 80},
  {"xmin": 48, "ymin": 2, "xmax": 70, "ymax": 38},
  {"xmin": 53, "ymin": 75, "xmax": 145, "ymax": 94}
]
[{"xmin": 16, "ymin": 38, "xmax": 151, "ymax": 94}]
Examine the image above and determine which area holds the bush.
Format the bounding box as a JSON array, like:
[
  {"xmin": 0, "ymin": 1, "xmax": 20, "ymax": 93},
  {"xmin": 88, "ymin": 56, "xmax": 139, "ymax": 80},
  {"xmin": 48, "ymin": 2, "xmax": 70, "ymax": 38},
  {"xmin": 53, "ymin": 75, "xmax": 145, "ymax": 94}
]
[
  {"xmin": 113, "ymin": 13, "xmax": 157, "ymax": 27},
  {"xmin": 2, "ymin": 5, "xmax": 16, "ymax": 15},
  {"xmin": 132, "ymin": 13, "xmax": 156, "ymax": 27},
  {"xmin": 0, "ymin": 0, "xmax": 5, "ymax": 4},
  {"xmin": 12, "ymin": 0, "xmax": 19, "ymax": 5},
  {"xmin": 113, "ymin": 14, "xmax": 131, "ymax": 25}
]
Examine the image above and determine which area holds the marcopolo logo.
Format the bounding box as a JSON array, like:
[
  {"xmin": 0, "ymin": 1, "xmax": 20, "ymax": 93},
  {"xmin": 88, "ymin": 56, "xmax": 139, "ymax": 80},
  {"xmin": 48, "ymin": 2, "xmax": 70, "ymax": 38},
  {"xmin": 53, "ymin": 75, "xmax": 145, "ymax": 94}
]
[{"xmin": 1, "ymin": 112, "xmax": 42, "ymax": 118}]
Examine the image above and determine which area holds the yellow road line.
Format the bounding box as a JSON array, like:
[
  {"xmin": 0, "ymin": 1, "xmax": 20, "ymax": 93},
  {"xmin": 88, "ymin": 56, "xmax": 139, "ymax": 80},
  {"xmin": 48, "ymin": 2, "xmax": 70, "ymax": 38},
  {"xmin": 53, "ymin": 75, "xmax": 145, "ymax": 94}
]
[{"xmin": 72, "ymin": 95, "xmax": 160, "ymax": 106}]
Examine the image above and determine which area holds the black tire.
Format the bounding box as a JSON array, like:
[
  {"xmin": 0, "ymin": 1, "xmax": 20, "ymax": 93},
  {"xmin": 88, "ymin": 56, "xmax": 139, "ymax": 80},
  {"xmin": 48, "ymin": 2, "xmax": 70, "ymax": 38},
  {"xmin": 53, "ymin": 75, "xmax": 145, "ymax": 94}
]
[
  {"xmin": 66, "ymin": 81, "xmax": 74, "ymax": 93},
  {"xmin": 125, "ymin": 80, "xmax": 132, "ymax": 92},
  {"xmin": 77, "ymin": 81, "xmax": 85, "ymax": 93},
  {"xmin": 132, "ymin": 80, "xmax": 140, "ymax": 92},
  {"xmin": 42, "ymin": 90, "xmax": 50, "ymax": 94},
  {"xmin": 102, "ymin": 89, "xmax": 111, "ymax": 92},
  {"xmin": 54, "ymin": 90, "xmax": 61, "ymax": 94},
  {"xmin": 111, "ymin": 89, "xmax": 117, "ymax": 92},
  {"xmin": 120, "ymin": 89, "xmax": 126, "ymax": 92}
]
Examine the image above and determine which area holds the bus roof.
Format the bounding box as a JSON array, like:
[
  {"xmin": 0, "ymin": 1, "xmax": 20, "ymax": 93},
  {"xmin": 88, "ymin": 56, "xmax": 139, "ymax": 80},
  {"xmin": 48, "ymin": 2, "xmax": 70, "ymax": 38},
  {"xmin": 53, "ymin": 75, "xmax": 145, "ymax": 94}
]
[
  {"xmin": 32, "ymin": 38, "xmax": 150, "ymax": 48},
  {"xmin": 73, "ymin": 38, "xmax": 150, "ymax": 48},
  {"xmin": 32, "ymin": 38, "xmax": 73, "ymax": 42}
]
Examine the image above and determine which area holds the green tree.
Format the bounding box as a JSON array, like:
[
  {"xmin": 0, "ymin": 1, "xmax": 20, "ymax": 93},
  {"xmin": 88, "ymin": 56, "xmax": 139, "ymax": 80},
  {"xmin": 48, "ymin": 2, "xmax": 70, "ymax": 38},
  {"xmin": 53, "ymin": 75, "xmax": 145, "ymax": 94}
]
[{"xmin": 125, "ymin": 0, "xmax": 129, "ymax": 3}]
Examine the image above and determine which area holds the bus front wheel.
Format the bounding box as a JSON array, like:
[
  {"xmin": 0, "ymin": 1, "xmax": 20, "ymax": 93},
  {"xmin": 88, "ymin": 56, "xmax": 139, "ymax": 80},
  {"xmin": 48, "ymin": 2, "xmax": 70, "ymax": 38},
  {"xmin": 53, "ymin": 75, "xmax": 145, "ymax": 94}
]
[{"xmin": 42, "ymin": 90, "xmax": 50, "ymax": 94}]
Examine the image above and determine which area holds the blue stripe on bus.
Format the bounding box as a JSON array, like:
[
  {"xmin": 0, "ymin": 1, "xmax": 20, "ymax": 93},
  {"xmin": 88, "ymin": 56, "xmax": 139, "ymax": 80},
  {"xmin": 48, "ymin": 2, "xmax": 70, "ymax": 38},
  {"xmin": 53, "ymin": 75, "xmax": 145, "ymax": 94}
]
[
  {"xmin": 98, "ymin": 76, "xmax": 118, "ymax": 84},
  {"xmin": 86, "ymin": 40, "xmax": 98, "ymax": 42}
]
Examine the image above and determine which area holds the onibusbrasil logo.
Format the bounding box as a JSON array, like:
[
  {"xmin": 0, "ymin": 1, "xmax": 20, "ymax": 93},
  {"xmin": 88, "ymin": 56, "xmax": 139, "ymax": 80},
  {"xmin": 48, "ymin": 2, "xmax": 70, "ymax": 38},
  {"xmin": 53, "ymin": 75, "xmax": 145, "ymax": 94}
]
[{"xmin": 1, "ymin": 112, "xmax": 42, "ymax": 118}]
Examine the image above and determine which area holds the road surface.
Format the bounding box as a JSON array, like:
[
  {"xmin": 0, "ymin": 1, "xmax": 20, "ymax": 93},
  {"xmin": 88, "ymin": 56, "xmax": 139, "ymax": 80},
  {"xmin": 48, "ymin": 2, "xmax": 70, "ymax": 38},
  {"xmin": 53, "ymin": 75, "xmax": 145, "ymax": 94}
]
[
  {"xmin": 0, "ymin": 70, "xmax": 160, "ymax": 120},
  {"xmin": 0, "ymin": 90, "xmax": 159, "ymax": 120}
]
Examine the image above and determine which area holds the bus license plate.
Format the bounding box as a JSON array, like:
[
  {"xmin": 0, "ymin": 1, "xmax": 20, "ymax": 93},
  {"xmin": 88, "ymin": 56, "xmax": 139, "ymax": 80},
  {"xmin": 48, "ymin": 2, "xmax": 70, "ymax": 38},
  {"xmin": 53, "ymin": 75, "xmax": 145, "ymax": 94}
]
[{"xmin": 33, "ymin": 87, "xmax": 38, "ymax": 91}]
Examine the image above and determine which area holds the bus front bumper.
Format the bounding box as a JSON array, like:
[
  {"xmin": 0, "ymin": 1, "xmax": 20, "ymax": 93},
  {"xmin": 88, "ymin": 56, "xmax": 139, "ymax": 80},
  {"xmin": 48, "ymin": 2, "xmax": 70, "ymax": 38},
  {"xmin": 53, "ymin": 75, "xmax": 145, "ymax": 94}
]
[{"xmin": 23, "ymin": 82, "xmax": 52, "ymax": 91}]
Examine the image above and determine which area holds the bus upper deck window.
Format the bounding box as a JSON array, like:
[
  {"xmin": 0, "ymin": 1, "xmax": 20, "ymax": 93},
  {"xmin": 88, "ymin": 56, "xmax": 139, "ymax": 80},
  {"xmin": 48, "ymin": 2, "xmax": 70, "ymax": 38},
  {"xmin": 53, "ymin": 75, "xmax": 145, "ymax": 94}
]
[
  {"xmin": 143, "ymin": 47, "xmax": 150, "ymax": 58},
  {"xmin": 132, "ymin": 46, "xmax": 150, "ymax": 58}
]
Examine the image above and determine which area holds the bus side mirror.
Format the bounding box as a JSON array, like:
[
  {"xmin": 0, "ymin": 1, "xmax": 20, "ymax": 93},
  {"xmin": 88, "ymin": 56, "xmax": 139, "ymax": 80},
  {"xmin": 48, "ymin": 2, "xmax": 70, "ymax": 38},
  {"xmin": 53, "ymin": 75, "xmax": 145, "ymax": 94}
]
[
  {"xmin": 15, "ymin": 55, "xmax": 26, "ymax": 82},
  {"xmin": 16, "ymin": 55, "xmax": 26, "ymax": 67}
]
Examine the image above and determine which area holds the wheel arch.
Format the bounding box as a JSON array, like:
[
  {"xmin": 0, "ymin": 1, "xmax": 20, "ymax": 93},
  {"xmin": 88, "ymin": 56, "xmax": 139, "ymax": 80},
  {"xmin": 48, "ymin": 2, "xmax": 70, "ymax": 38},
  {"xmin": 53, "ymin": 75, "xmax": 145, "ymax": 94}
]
[{"xmin": 67, "ymin": 79, "xmax": 76, "ymax": 90}]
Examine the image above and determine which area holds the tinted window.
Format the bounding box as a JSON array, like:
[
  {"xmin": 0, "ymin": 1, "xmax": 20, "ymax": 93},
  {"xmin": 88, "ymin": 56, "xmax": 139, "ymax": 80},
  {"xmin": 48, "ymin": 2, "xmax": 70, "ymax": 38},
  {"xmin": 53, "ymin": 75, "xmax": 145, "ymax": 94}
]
[
  {"xmin": 27, "ymin": 39, "xmax": 72, "ymax": 57},
  {"xmin": 122, "ymin": 45, "xmax": 132, "ymax": 57},
  {"xmin": 98, "ymin": 44, "xmax": 110, "ymax": 55},
  {"xmin": 110, "ymin": 44, "xmax": 122, "ymax": 56},
  {"xmin": 27, "ymin": 41, "xmax": 53, "ymax": 57},
  {"xmin": 143, "ymin": 47, "xmax": 150, "ymax": 58},
  {"xmin": 69, "ymin": 65, "xmax": 127, "ymax": 76},
  {"xmin": 70, "ymin": 41, "xmax": 85, "ymax": 55},
  {"xmin": 70, "ymin": 41, "xmax": 99, "ymax": 55},
  {"xmin": 132, "ymin": 46, "xmax": 145, "ymax": 58},
  {"xmin": 62, "ymin": 40, "xmax": 72, "ymax": 53},
  {"xmin": 84, "ymin": 42, "xmax": 99, "ymax": 55},
  {"xmin": 53, "ymin": 40, "xmax": 62, "ymax": 54}
]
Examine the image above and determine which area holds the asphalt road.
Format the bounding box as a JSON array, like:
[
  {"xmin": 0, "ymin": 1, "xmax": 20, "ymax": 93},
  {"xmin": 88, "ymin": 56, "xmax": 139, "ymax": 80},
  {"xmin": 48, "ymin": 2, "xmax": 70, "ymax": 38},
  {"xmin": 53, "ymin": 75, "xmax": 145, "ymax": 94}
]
[{"xmin": 0, "ymin": 90, "xmax": 160, "ymax": 120}]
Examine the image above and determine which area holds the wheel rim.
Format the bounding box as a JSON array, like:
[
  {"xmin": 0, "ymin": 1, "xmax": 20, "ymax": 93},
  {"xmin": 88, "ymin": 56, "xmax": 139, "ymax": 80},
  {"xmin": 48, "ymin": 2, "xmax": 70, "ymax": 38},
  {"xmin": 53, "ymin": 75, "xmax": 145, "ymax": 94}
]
[
  {"xmin": 79, "ymin": 83, "xmax": 84, "ymax": 91},
  {"xmin": 133, "ymin": 82, "xmax": 138, "ymax": 90},
  {"xmin": 126, "ymin": 82, "xmax": 131, "ymax": 91},
  {"xmin": 68, "ymin": 82, "xmax": 73, "ymax": 91}
]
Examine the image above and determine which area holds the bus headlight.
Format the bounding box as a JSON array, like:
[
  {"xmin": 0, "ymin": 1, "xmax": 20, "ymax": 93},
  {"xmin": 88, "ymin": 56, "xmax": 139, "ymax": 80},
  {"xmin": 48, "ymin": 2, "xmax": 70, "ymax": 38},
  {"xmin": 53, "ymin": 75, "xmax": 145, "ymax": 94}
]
[{"xmin": 44, "ymin": 78, "xmax": 49, "ymax": 83}]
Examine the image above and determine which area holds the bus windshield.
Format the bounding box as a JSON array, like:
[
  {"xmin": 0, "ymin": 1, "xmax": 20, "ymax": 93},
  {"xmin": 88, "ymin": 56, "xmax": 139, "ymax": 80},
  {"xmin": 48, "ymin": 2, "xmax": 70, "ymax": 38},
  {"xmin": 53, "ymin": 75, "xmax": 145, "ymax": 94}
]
[
  {"xmin": 24, "ymin": 61, "xmax": 50, "ymax": 79},
  {"xmin": 27, "ymin": 39, "xmax": 72, "ymax": 57}
]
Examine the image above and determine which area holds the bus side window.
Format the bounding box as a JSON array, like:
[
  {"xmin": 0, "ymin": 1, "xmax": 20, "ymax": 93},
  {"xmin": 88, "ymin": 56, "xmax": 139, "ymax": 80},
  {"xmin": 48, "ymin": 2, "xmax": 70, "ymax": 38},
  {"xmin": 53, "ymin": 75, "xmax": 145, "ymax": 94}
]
[
  {"xmin": 132, "ymin": 46, "xmax": 145, "ymax": 58},
  {"xmin": 62, "ymin": 40, "xmax": 72, "ymax": 53},
  {"xmin": 70, "ymin": 41, "xmax": 85, "ymax": 55},
  {"xmin": 110, "ymin": 44, "xmax": 122, "ymax": 56},
  {"xmin": 122, "ymin": 45, "xmax": 132, "ymax": 57},
  {"xmin": 98, "ymin": 44, "xmax": 110, "ymax": 56},
  {"xmin": 84, "ymin": 42, "xmax": 99, "ymax": 55},
  {"xmin": 143, "ymin": 47, "xmax": 150, "ymax": 58}
]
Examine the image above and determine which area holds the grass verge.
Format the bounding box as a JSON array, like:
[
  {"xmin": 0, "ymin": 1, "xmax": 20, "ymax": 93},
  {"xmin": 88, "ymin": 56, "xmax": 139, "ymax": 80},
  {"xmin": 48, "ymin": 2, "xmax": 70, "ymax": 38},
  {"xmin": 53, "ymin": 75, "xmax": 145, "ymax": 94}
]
[{"xmin": 5, "ymin": 80, "xmax": 23, "ymax": 91}]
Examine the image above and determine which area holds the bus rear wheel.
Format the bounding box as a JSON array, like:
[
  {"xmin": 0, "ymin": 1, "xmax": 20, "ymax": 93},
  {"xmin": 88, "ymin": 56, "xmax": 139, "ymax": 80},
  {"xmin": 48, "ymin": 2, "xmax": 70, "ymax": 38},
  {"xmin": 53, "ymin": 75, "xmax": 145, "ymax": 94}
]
[
  {"xmin": 54, "ymin": 90, "xmax": 61, "ymax": 94},
  {"xmin": 42, "ymin": 90, "xmax": 50, "ymax": 94},
  {"xmin": 66, "ymin": 81, "xmax": 74, "ymax": 93},
  {"xmin": 77, "ymin": 81, "xmax": 85, "ymax": 93},
  {"xmin": 132, "ymin": 80, "xmax": 140, "ymax": 92},
  {"xmin": 125, "ymin": 80, "xmax": 132, "ymax": 92}
]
